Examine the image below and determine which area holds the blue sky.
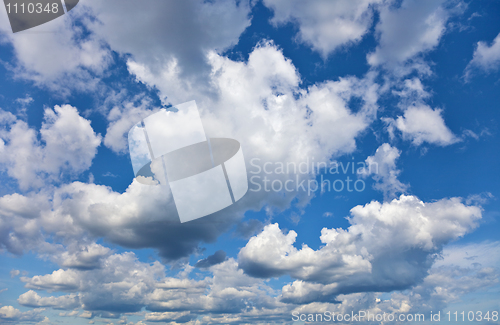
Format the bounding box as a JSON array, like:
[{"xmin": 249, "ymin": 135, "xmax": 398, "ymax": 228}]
[{"xmin": 0, "ymin": 0, "xmax": 499, "ymax": 324}]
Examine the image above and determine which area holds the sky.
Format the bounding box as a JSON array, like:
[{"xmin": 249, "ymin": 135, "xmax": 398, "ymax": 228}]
[{"xmin": 0, "ymin": 0, "xmax": 499, "ymax": 324}]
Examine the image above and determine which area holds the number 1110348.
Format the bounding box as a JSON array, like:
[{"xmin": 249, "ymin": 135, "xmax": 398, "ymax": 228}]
[
  {"xmin": 6, "ymin": 2, "xmax": 59, "ymax": 14},
  {"xmin": 447, "ymin": 311, "xmax": 498, "ymax": 322}
]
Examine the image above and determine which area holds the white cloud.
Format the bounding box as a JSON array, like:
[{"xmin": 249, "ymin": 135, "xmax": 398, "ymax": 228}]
[
  {"xmin": 10, "ymin": 269, "xmax": 20, "ymax": 278},
  {"xmin": 11, "ymin": 235, "xmax": 495, "ymax": 323},
  {"xmin": 0, "ymin": 10, "xmax": 112, "ymax": 94},
  {"xmin": 103, "ymin": 94, "xmax": 159, "ymax": 154},
  {"xmin": 383, "ymin": 104, "xmax": 458, "ymax": 146},
  {"xmin": 79, "ymin": 311, "xmax": 92, "ymax": 318},
  {"xmin": 368, "ymin": 0, "xmax": 464, "ymax": 75},
  {"xmin": 22, "ymin": 269, "xmax": 82, "ymax": 292},
  {"xmin": 40, "ymin": 105, "xmax": 102, "ymax": 176},
  {"xmin": 0, "ymin": 306, "xmax": 21, "ymax": 320},
  {"xmin": 381, "ymin": 77, "xmax": 458, "ymax": 147},
  {"xmin": 83, "ymin": 0, "xmax": 251, "ymax": 102},
  {"xmin": 82, "ymin": 43, "xmax": 379, "ymax": 242},
  {"xmin": 392, "ymin": 77, "xmax": 431, "ymax": 107},
  {"xmin": 262, "ymin": 0, "xmax": 382, "ymax": 57},
  {"xmin": 18, "ymin": 290, "xmax": 80, "ymax": 309},
  {"xmin": 1, "ymin": 0, "xmax": 251, "ymax": 95},
  {"xmin": 16, "ymin": 253, "xmax": 283, "ymax": 322},
  {"xmin": 15, "ymin": 95, "xmax": 33, "ymax": 106},
  {"xmin": 0, "ymin": 305, "xmax": 45, "ymax": 323},
  {"xmin": 239, "ymin": 195, "xmax": 481, "ymax": 303},
  {"xmin": 57, "ymin": 243, "xmax": 112, "ymax": 270},
  {"xmin": 20, "ymin": 251, "xmax": 164, "ymax": 313},
  {"xmin": 0, "ymin": 0, "xmax": 495, "ymax": 323},
  {"xmin": 0, "ymin": 105, "xmax": 101, "ymax": 190},
  {"xmin": 359, "ymin": 143, "xmax": 407, "ymax": 199},
  {"xmin": 0, "ymin": 191, "xmax": 52, "ymax": 255},
  {"xmin": 465, "ymin": 32, "xmax": 500, "ymax": 79}
]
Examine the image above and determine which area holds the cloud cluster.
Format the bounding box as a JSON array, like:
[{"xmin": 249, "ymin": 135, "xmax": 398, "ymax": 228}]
[
  {"xmin": 239, "ymin": 195, "xmax": 481, "ymax": 303},
  {"xmin": 0, "ymin": 305, "xmax": 45, "ymax": 323},
  {"xmin": 0, "ymin": 0, "xmax": 494, "ymax": 324},
  {"xmin": 111, "ymin": 42, "xmax": 380, "ymax": 216},
  {"xmin": 12, "ymin": 217, "xmax": 495, "ymax": 324},
  {"xmin": 16, "ymin": 252, "xmax": 284, "ymax": 323}
]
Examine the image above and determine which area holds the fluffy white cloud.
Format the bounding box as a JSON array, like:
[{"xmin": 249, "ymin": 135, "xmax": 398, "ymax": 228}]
[
  {"xmin": 368, "ymin": 0, "xmax": 463, "ymax": 74},
  {"xmin": 0, "ymin": 306, "xmax": 22, "ymax": 320},
  {"xmin": 147, "ymin": 259, "xmax": 279, "ymax": 315},
  {"xmin": 465, "ymin": 32, "xmax": 500, "ymax": 79},
  {"xmin": 16, "ymin": 253, "xmax": 284, "ymax": 322},
  {"xmin": 0, "ymin": 9, "xmax": 111, "ymax": 94},
  {"xmin": 57, "ymin": 243, "xmax": 112, "ymax": 270},
  {"xmin": 0, "ymin": 305, "xmax": 45, "ymax": 323},
  {"xmin": 359, "ymin": 143, "xmax": 407, "ymax": 199},
  {"xmin": 239, "ymin": 195, "xmax": 481, "ymax": 303},
  {"xmin": 40, "ymin": 105, "xmax": 102, "ymax": 174},
  {"xmin": 0, "ymin": 1, "xmax": 495, "ymax": 324},
  {"xmin": 18, "ymin": 290, "xmax": 80, "ymax": 309},
  {"xmin": 81, "ymin": 0, "xmax": 251, "ymax": 104},
  {"xmin": 380, "ymin": 77, "xmax": 458, "ymax": 147},
  {"xmin": 103, "ymin": 94, "xmax": 159, "ymax": 153},
  {"xmin": 15, "ymin": 241, "xmax": 497, "ymax": 324},
  {"xmin": 100, "ymin": 43, "xmax": 379, "ymax": 221},
  {"xmin": 1, "ymin": 0, "xmax": 251, "ymax": 95},
  {"xmin": 384, "ymin": 105, "xmax": 458, "ymax": 146},
  {"xmin": 0, "ymin": 105, "xmax": 101, "ymax": 190},
  {"xmin": 85, "ymin": 0, "xmax": 250, "ymax": 70},
  {"xmin": 392, "ymin": 77, "xmax": 431, "ymax": 107},
  {"xmin": 20, "ymin": 251, "xmax": 164, "ymax": 313},
  {"xmin": 262, "ymin": 0, "xmax": 382, "ymax": 57},
  {"xmin": 22, "ymin": 269, "xmax": 82, "ymax": 292},
  {"xmin": 0, "ymin": 191, "xmax": 52, "ymax": 255}
]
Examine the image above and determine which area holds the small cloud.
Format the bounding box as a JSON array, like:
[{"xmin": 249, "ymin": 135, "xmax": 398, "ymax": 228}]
[
  {"xmin": 194, "ymin": 250, "xmax": 227, "ymax": 268},
  {"xmin": 10, "ymin": 270, "xmax": 20, "ymax": 278},
  {"xmin": 102, "ymin": 172, "xmax": 118, "ymax": 178},
  {"xmin": 468, "ymin": 12, "xmax": 482, "ymax": 21},
  {"xmin": 88, "ymin": 173, "xmax": 95, "ymax": 184},
  {"xmin": 15, "ymin": 95, "xmax": 34, "ymax": 106},
  {"xmin": 289, "ymin": 213, "xmax": 301, "ymax": 225},
  {"xmin": 383, "ymin": 105, "xmax": 459, "ymax": 146},
  {"xmin": 466, "ymin": 192, "xmax": 494, "ymax": 205},
  {"xmin": 323, "ymin": 212, "xmax": 333, "ymax": 218},
  {"xmin": 359, "ymin": 143, "xmax": 408, "ymax": 200},
  {"xmin": 462, "ymin": 128, "xmax": 491, "ymax": 141},
  {"xmin": 464, "ymin": 32, "xmax": 500, "ymax": 80},
  {"xmin": 79, "ymin": 311, "xmax": 93, "ymax": 319}
]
